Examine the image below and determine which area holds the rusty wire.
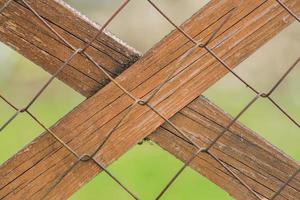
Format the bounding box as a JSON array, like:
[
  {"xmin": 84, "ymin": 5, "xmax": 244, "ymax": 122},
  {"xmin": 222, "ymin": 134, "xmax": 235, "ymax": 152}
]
[
  {"xmin": 277, "ymin": 0, "xmax": 300, "ymax": 22},
  {"xmin": 0, "ymin": 0, "xmax": 299, "ymax": 199},
  {"xmin": 0, "ymin": 0, "xmax": 139, "ymax": 199},
  {"xmin": 147, "ymin": 0, "xmax": 300, "ymax": 199}
]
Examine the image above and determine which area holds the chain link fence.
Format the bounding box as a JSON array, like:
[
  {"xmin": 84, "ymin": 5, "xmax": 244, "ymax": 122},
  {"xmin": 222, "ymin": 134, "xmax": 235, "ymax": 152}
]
[{"xmin": 0, "ymin": 0, "xmax": 299, "ymax": 199}]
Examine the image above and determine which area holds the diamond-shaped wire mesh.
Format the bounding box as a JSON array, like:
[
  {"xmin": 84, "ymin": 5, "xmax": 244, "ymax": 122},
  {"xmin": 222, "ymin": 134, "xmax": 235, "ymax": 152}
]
[{"xmin": 0, "ymin": 0, "xmax": 299, "ymax": 199}]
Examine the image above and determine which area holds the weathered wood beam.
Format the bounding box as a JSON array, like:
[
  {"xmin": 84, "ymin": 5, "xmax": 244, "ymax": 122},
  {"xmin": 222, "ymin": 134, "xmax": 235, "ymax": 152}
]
[
  {"xmin": 150, "ymin": 96, "xmax": 300, "ymax": 200},
  {"xmin": 0, "ymin": 0, "xmax": 140, "ymax": 97},
  {"xmin": 0, "ymin": 0, "xmax": 299, "ymax": 199}
]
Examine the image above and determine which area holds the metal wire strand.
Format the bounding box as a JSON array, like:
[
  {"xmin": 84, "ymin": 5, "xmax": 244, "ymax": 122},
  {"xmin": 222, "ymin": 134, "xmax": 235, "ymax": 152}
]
[
  {"xmin": 0, "ymin": 0, "xmax": 13, "ymax": 13},
  {"xmin": 0, "ymin": 95, "xmax": 80, "ymax": 158},
  {"xmin": 148, "ymin": 0, "xmax": 299, "ymax": 128},
  {"xmin": 0, "ymin": 95, "xmax": 20, "ymax": 131},
  {"xmin": 276, "ymin": 0, "xmax": 300, "ymax": 22},
  {"xmin": 191, "ymin": 56, "xmax": 299, "ymax": 200},
  {"xmin": 265, "ymin": 57, "xmax": 300, "ymax": 96},
  {"xmin": 86, "ymin": 6, "xmax": 247, "ymax": 194},
  {"xmin": 147, "ymin": 0, "xmax": 237, "ymax": 48},
  {"xmin": 91, "ymin": 101, "xmax": 138, "ymax": 158},
  {"xmin": 39, "ymin": 159, "xmax": 81, "ymax": 200},
  {"xmin": 0, "ymin": 0, "xmax": 139, "ymax": 199},
  {"xmin": 154, "ymin": 93, "xmax": 262, "ymax": 200},
  {"xmin": 81, "ymin": 7, "xmax": 241, "ymax": 196},
  {"xmin": 203, "ymin": 93, "xmax": 261, "ymax": 152},
  {"xmin": 12, "ymin": 0, "xmax": 138, "ymax": 199},
  {"xmin": 71, "ymin": 154, "xmax": 140, "ymax": 200},
  {"xmin": 21, "ymin": 1, "xmax": 141, "ymax": 197},
  {"xmin": 31, "ymin": 110, "xmax": 139, "ymax": 200},
  {"xmin": 207, "ymin": 151, "xmax": 263, "ymax": 200},
  {"xmin": 0, "ymin": 109, "xmax": 20, "ymax": 132},
  {"xmin": 81, "ymin": 0, "xmax": 238, "ymax": 175},
  {"xmin": 137, "ymin": 0, "xmax": 238, "ymax": 148},
  {"xmin": 155, "ymin": 149, "xmax": 202, "ymax": 200},
  {"xmin": 38, "ymin": 153, "xmax": 139, "ymax": 200},
  {"xmin": 146, "ymin": 1, "xmax": 299, "ymax": 199},
  {"xmin": 1, "ymin": 91, "xmax": 173, "ymax": 200},
  {"xmin": 270, "ymin": 167, "xmax": 300, "ymax": 200},
  {"xmin": 204, "ymin": 56, "xmax": 299, "ymax": 151},
  {"xmin": 0, "ymin": 94, "xmax": 82, "ymax": 177},
  {"xmin": 0, "ymin": 0, "xmax": 299, "ymax": 200},
  {"xmin": 0, "ymin": 48, "xmax": 80, "ymax": 133},
  {"xmin": 146, "ymin": 1, "xmax": 261, "ymax": 199},
  {"xmin": 90, "ymin": 157, "xmax": 139, "ymax": 200},
  {"xmin": 22, "ymin": 0, "xmax": 136, "ymax": 101},
  {"xmin": 145, "ymin": 1, "xmax": 265, "ymax": 199},
  {"xmin": 20, "ymin": 0, "xmax": 122, "ymax": 77},
  {"xmin": 143, "ymin": 0, "xmax": 240, "ymax": 106},
  {"xmin": 154, "ymin": 56, "xmax": 299, "ymax": 198},
  {"xmin": 139, "ymin": 4, "xmax": 235, "ymax": 106},
  {"xmin": 205, "ymin": 47, "xmax": 300, "ymax": 128}
]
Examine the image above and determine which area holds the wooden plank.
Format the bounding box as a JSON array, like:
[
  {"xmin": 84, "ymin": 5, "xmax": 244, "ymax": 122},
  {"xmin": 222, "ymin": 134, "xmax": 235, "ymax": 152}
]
[
  {"xmin": 1, "ymin": 2, "xmax": 299, "ymax": 197},
  {"xmin": 150, "ymin": 96, "xmax": 300, "ymax": 200},
  {"xmin": 0, "ymin": 0, "xmax": 140, "ymax": 97}
]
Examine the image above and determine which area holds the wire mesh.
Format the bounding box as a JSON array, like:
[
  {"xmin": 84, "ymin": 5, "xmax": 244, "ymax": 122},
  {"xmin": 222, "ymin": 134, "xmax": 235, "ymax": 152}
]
[
  {"xmin": 146, "ymin": 0, "xmax": 299, "ymax": 199},
  {"xmin": 0, "ymin": 0, "xmax": 299, "ymax": 199}
]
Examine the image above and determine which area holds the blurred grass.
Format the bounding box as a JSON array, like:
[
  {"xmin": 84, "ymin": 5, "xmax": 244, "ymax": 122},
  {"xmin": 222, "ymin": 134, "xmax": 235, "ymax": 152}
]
[
  {"xmin": 70, "ymin": 143, "xmax": 232, "ymax": 200},
  {"xmin": 0, "ymin": 0, "xmax": 299, "ymax": 199}
]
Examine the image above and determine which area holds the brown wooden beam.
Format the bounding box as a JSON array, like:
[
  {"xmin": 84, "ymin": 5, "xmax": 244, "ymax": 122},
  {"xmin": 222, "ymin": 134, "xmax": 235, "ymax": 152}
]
[
  {"xmin": 150, "ymin": 96, "xmax": 300, "ymax": 200},
  {"xmin": 0, "ymin": 0, "xmax": 140, "ymax": 97},
  {"xmin": 0, "ymin": 0, "xmax": 299, "ymax": 199}
]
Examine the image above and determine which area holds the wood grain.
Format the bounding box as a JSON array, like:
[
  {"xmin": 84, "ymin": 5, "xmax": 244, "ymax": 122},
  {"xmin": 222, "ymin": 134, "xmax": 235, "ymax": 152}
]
[
  {"xmin": 0, "ymin": 0, "xmax": 299, "ymax": 199},
  {"xmin": 0, "ymin": 0, "xmax": 140, "ymax": 97},
  {"xmin": 150, "ymin": 96, "xmax": 300, "ymax": 200}
]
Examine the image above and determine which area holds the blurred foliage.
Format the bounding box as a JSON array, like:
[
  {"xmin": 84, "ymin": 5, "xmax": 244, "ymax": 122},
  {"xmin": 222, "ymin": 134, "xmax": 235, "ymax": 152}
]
[{"xmin": 0, "ymin": 0, "xmax": 299, "ymax": 199}]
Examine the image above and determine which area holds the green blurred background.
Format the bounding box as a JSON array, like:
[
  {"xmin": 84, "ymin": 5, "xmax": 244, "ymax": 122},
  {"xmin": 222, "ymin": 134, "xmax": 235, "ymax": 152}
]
[{"xmin": 0, "ymin": 0, "xmax": 299, "ymax": 199}]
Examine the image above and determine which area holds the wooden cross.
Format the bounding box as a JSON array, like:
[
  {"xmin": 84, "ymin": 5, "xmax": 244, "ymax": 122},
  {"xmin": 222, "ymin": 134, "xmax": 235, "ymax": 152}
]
[{"xmin": 0, "ymin": 0, "xmax": 299, "ymax": 199}]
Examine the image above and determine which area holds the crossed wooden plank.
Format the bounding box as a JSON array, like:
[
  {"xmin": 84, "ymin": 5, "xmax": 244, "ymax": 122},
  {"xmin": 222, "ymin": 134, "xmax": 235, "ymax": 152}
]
[{"xmin": 0, "ymin": 0, "xmax": 299, "ymax": 199}]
